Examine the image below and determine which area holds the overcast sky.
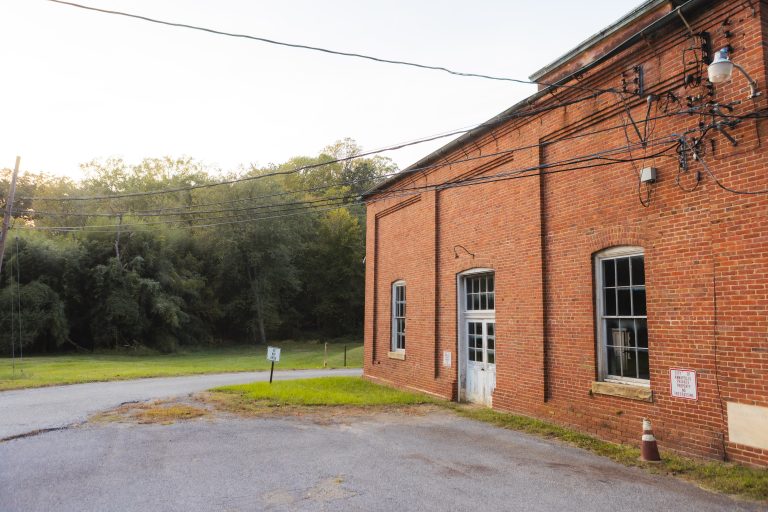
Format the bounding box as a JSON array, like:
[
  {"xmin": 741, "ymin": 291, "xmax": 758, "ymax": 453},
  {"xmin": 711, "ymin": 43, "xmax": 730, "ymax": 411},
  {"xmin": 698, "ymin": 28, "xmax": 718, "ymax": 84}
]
[{"xmin": 1, "ymin": 0, "xmax": 641, "ymax": 179}]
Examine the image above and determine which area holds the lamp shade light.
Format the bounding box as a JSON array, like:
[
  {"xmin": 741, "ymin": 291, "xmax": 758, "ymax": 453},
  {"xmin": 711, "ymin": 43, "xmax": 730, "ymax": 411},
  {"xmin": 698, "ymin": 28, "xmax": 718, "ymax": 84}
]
[{"xmin": 708, "ymin": 48, "xmax": 733, "ymax": 84}]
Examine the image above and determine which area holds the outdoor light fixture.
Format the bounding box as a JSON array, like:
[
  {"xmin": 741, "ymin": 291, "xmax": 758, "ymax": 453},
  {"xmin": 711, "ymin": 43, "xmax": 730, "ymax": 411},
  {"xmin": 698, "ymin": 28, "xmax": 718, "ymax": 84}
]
[{"xmin": 707, "ymin": 48, "xmax": 760, "ymax": 98}]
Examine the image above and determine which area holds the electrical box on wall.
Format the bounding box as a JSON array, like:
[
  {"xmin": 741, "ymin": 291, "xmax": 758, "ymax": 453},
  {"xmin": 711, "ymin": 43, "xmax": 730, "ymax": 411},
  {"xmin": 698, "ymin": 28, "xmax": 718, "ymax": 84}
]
[{"xmin": 640, "ymin": 167, "xmax": 657, "ymax": 184}]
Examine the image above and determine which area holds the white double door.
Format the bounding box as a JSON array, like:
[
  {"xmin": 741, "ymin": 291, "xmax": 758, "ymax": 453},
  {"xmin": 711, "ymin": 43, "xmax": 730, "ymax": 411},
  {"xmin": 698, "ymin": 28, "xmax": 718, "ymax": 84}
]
[{"xmin": 465, "ymin": 319, "xmax": 496, "ymax": 406}]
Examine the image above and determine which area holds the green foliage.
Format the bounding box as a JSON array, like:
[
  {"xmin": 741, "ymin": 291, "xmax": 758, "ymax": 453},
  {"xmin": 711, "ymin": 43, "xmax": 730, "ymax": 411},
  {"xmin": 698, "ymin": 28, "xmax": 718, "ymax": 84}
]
[
  {"xmin": 0, "ymin": 139, "xmax": 392, "ymax": 354},
  {"xmin": 0, "ymin": 280, "xmax": 69, "ymax": 352}
]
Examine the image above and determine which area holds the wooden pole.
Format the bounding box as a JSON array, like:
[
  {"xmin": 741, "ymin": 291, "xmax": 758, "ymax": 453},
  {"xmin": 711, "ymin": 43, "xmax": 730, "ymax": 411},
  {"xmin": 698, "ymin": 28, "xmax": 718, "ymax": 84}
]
[
  {"xmin": 324, "ymin": 342, "xmax": 328, "ymax": 368},
  {"xmin": 0, "ymin": 156, "xmax": 21, "ymax": 276}
]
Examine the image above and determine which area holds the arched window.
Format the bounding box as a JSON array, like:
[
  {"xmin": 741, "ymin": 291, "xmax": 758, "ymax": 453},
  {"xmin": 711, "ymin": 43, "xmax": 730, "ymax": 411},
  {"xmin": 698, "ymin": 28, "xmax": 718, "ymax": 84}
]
[
  {"xmin": 595, "ymin": 247, "xmax": 649, "ymax": 384},
  {"xmin": 391, "ymin": 281, "xmax": 406, "ymax": 352}
]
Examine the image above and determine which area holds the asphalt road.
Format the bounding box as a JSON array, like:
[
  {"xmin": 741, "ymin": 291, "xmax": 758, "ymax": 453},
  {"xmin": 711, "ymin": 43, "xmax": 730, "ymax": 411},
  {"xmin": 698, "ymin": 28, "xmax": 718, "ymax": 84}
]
[
  {"xmin": 0, "ymin": 368, "xmax": 361, "ymax": 439},
  {"xmin": 1, "ymin": 407, "xmax": 762, "ymax": 512}
]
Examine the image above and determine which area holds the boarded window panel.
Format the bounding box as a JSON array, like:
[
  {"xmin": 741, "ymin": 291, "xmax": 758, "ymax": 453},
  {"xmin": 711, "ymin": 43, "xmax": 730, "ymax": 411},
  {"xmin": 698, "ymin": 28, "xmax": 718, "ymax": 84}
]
[{"xmin": 631, "ymin": 256, "xmax": 645, "ymax": 285}]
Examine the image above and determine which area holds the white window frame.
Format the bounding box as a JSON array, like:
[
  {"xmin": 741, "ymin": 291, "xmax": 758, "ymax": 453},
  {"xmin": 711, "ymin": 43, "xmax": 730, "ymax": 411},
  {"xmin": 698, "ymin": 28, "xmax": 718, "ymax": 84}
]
[
  {"xmin": 594, "ymin": 246, "xmax": 650, "ymax": 387},
  {"xmin": 391, "ymin": 280, "xmax": 406, "ymax": 352}
]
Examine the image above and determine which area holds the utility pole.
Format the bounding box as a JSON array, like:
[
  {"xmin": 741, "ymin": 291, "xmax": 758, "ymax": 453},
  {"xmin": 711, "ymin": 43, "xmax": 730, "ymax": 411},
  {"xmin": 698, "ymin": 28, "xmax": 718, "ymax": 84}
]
[{"xmin": 0, "ymin": 156, "xmax": 20, "ymax": 276}]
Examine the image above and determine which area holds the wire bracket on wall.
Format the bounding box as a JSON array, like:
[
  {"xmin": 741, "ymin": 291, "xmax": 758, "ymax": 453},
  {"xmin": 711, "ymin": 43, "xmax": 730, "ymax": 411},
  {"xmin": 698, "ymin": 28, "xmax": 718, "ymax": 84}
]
[
  {"xmin": 620, "ymin": 65, "xmax": 644, "ymax": 96},
  {"xmin": 453, "ymin": 245, "xmax": 475, "ymax": 259}
]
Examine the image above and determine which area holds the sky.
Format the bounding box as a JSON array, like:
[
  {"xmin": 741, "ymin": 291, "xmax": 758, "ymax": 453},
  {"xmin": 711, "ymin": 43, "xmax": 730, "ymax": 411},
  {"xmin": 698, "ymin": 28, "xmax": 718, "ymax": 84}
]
[{"xmin": 0, "ymin": 0, "xmax": 642, "ymax": 180}]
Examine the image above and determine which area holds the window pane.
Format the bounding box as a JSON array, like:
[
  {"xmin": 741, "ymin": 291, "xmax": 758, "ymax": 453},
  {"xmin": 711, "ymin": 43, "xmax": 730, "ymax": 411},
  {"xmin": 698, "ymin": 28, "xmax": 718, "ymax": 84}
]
[
  {"xmin": 488, "ymin": 275, "xmax": 494, "ymax": 292},
  {"xmin": 622, "ymin": 348, "xmax": 638, "ymax": 378},
  {"xmin": 602, "ymin": 259, "xmax": 615, "ymax": 287},
  {"xmin": 488, "ymin": 293, "xmax": 495, "ymax": 310},
  {"xmin": 487, "ymin": 351, "xmax": 495, "ymax": 364},
  {"xmin": 631, "ymin": 256, "xmax": 645, "ymax": 285},
  {"xmin": 480, "ymin": 277, "xmax": 486, "ymax": 293},
  {"xmin": 487, "ymin": 322, "xmax": 495, "ymax": 337},
  {"xmin": 617, "ymin": 288, "xmax": 632, "ymax": 316},
  {"xmin": 480, "ymin": 294, "xmax": 487, "ymax": 310},
  {"xmin": 604, "ymin": 289, "xmax": 616, "ymax": 316},
  {"xmin": 635, "ymin": 318, "xmax": 648, "ymax": 348},
  {"xmin": 632, "ymin": 288, "xmax": 646, "ymax": 316},
  {"xmin": 616, "ymin": 258, "xmax": 630, "ymax": 286},
  {"xmin": 604, "ymin": 318, "xmax": 620, "ymax": 347},
  {"xmin": 607, "ymin": 346, "xmax": 621, "ymax": 376},
  {"xmin": 620, "ymin": 318, "xmax": 636, "ymax": 347},
  {"xmin": 638, "ymin": 349, "xmax": 649, "ymax": 379}
]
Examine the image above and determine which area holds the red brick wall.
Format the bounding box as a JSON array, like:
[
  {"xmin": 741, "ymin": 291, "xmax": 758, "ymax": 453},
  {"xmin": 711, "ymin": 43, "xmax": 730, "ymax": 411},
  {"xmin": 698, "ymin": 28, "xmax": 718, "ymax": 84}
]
[{"xmin": 364, "ymin": 0, "xmax": 768, "ymax": 467}]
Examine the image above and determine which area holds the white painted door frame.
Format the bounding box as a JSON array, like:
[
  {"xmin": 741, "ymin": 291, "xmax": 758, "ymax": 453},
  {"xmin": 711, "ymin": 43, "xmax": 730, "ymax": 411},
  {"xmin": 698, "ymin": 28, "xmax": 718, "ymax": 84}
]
[{"xmin": 457, "ymin": 268, "xmax": 495, "ymax": 404}]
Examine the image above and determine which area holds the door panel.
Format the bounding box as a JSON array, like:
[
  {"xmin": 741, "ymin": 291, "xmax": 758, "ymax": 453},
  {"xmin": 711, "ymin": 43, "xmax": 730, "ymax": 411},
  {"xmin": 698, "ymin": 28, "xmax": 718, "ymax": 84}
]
[{"xmin": 465, "ymin": 320, "xmax": 496, "ymax": 405}]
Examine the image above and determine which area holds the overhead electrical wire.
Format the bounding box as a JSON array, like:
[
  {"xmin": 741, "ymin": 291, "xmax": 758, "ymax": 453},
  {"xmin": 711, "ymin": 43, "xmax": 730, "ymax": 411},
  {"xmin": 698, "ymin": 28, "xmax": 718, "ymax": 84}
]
[
  {"xmin": 21, "ymin": 99, "xmax": 751, "ymax": 208},
  {"xmin": 20, "ymin": 90, "xmax": 612, "ymax": 203},
  {"xmin": 47, "ymin": 0, "xmax": 616, "ymax": 94},
  {"xmin": 18, "ymin": 136, "xmax": 680, "ymax": 232},
  {"xmin": 19, "ymin": 134, "xmax": 677, "ymax": 220},
  {"xmin": 17, "ymin": 115, "xmax": 684, "ymax": 219}
]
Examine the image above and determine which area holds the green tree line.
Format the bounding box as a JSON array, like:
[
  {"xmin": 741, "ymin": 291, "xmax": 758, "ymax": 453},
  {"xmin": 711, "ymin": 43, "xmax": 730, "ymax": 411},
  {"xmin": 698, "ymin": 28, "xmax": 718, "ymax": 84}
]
[{"xmin": 0, "ymin": 139, "xmax": 393, "ymax": 353}]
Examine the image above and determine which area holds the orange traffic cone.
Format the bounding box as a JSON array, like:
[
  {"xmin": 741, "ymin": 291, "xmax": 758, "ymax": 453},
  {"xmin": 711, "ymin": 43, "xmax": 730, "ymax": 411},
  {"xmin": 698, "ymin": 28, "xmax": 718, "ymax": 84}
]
[{"xmin": 641, "ymin": 418, "xmax": 661, "ymax": 462}]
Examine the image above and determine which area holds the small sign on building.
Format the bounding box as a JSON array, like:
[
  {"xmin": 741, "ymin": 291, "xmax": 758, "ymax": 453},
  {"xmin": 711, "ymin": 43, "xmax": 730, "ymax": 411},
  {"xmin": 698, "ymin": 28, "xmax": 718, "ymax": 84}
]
[
  {"xmin": 670, "ymin": 368, "xmax": 697, "ymax": 400},
  {"xmin": 267, "ymin": 346, "xmax": 281, "ymax": 362},
  {"xmin": 443, "ymin": 351, "xmax": 452, "ymax": 368}
]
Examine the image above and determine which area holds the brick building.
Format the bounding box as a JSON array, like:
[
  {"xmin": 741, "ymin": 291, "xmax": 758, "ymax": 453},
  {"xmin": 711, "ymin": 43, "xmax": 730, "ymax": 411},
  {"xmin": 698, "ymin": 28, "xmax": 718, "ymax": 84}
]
[{"xmin": 362, "ymin": 0, "xmax": 768, "ymax": 467}]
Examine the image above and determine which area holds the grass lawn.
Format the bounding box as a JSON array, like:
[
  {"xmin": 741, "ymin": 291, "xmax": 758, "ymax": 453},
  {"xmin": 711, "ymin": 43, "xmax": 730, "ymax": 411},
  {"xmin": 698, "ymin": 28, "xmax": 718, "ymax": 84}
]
[
  {"xmin": 0, "ymin": 341, "xmax": 362, "ymax": 391},
  {"xmin": 213, "ymin": 376, "xmax": 436, "ymax": 406}
]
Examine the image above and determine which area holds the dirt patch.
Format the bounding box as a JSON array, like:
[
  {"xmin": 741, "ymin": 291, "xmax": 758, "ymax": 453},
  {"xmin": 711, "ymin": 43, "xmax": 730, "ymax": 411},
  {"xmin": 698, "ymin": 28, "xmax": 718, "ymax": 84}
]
[
  {"xmin": 90, "ymin": 399, "xmax": 209, "ymax": 425},
  {"xmin": 195, "ymin": 391, "xmax": 439, "ymax": 425}
]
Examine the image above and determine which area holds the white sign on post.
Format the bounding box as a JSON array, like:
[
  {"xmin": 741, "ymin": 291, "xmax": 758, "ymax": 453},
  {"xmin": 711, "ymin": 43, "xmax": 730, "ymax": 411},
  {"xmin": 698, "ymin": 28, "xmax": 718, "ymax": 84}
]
[
  {"xmin": 267, "ymin": 346, "xmax": 281, "ymax": 362},
  {"xmin": 670, "ymin": 368, "xmax": 697, "ymax": 400}
]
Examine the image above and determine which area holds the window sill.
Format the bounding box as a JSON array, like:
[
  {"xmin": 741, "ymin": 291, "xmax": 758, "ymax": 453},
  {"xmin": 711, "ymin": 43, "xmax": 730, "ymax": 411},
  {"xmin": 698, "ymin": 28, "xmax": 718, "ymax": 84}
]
[
  {"xmin": 591, "ymin": 381, "xmax": 653, "ymax": 402},
  {"xmin": 387, "ymin": 351, "xmax": 406, "ymax": 361}
]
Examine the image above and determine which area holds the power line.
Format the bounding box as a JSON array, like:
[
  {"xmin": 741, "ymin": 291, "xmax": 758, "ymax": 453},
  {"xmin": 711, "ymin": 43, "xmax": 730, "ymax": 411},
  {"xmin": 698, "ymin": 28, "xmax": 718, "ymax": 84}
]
[
  {"xmin": 47, "ymin": 0, "xmax": 616, "ymax": 94},
  {"xmin": 19, "ymin": 136, "xmax": 674, "ymax": 222},
  {"xmin": 694, "ymin": 148, "xmax": 768, "ymax": 195},
  {"xmin": 20, "ymin": 90, "xmax": 610, "ymax": 203},
  {"xmin": 18, "ymin": 136, "xmax": 679, "ymax": 232}
]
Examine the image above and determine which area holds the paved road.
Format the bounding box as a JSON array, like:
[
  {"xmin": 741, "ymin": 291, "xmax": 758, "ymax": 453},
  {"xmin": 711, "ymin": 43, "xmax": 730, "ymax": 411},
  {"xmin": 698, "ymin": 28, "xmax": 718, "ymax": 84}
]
[
  {"xmin": 1, "ymin": 407, "xmax": 762, "ymax": 512},
  {"xmin": 0, "ymin": 368, "xmax": 361, "ymax": 439}
]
